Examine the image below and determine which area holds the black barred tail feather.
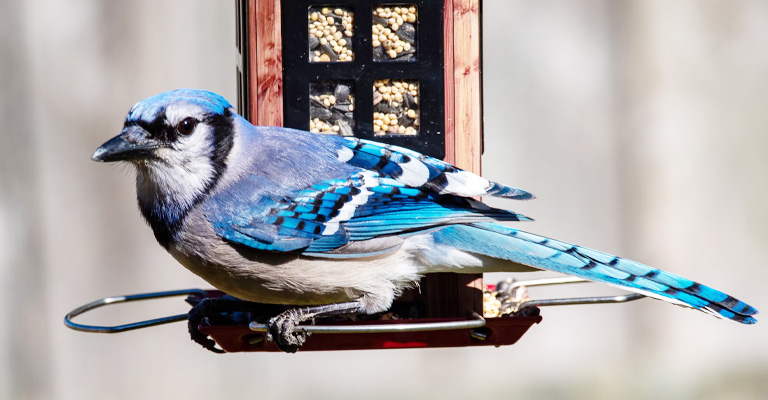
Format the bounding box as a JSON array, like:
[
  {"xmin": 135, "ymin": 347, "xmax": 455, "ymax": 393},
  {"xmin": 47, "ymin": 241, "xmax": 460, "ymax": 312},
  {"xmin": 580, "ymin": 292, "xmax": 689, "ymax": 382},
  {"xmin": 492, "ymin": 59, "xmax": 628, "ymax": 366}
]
[{"xmin": 430, "ymin": 223, "xmax": 758, "ymax": 324}]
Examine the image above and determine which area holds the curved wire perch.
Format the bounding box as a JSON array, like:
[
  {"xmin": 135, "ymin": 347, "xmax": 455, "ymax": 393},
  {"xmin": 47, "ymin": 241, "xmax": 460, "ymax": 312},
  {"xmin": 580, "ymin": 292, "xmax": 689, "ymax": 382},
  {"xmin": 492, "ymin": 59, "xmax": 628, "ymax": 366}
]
[
  {"xmin": 63, "ymin": 289, "xmax": 489, "ymax": 335},
  {"xmin": 64, "ymin": 289, "xmax": 210, "ymax": 333},
  {"xmin": 63, "ymin": 280, "xmax": 646, "ymax": 335}
]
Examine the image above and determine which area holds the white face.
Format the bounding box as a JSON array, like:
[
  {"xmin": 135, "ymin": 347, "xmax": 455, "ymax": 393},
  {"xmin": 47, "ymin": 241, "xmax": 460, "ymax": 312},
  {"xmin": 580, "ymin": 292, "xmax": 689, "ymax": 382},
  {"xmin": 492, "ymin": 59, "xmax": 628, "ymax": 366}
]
[{"xmin": 134, "ymin": 103, "xmax": 220, "ymax": 211}]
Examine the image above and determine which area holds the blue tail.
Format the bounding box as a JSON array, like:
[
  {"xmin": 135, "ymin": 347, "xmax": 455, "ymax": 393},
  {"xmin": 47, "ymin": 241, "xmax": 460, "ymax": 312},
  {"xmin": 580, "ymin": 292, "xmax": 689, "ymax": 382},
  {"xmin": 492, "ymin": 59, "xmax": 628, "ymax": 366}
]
[{"xmin": 430, "ymin": 223, "xmax": 758, "ymax": 324}]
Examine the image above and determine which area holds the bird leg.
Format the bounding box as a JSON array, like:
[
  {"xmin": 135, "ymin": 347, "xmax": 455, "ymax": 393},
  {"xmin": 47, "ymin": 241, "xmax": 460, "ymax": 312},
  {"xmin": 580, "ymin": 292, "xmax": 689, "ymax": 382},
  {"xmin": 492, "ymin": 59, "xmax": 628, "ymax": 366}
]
[{"xmin": 266, "ymin": 301, "xmax": 364, "ymax": 353}]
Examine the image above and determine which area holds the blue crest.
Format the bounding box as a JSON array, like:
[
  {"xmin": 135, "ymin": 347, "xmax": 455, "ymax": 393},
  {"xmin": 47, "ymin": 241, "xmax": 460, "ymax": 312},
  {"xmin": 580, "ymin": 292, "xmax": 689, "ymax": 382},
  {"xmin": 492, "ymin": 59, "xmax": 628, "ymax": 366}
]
[{"xmin": 127, "ymin": 89, "xmax": 232, "ymax": 122}]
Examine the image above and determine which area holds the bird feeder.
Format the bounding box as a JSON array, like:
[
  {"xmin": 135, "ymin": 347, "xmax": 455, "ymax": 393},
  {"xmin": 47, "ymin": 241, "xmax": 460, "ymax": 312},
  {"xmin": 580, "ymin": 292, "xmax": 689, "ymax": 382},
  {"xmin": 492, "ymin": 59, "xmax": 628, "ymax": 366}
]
[
  {"xmin": 65, "ymin": 1, "xmax": 647, "ymax": 353},
  {"xmin": 236, "ymin": 0, "xmax": 487, "ymax": 322}
]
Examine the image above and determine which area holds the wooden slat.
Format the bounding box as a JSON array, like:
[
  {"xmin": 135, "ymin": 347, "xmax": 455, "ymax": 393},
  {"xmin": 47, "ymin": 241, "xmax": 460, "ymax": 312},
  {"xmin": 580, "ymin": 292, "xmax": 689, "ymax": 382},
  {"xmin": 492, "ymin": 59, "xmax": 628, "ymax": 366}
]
[
  {"xmin": 443, "ymin": 0, "xmax": 456, "ymax": 165},
  {"xmin": 254, "ymin": 0, "xmax": 283, "ymax": 126},
  {"xmin": 452, "ymin": 0, "xmax": 483, "ymax": 316},
  {"xmin": 421, "ymin": 0, "xmax": 483, "ymax": 319},
  {"xmin": 452, "ymin": 0, "xmax": 482, "ymax": 175},
  {"xmin": 247, "ymin": 0, "xmax": 258, "ymax": 124}
]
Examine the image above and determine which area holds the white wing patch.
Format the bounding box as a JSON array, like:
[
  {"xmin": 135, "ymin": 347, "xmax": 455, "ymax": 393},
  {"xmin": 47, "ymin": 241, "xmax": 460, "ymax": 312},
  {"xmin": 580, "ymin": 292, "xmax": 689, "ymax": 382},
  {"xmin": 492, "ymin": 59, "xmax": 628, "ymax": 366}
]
[
  {"xmin": 396, "ymin": 156, "xmax": 430, "ymax": 187},
  {"xmin": 337, "ymin": 146, "xmax": 354, "ymax": 162},
  {"xmin": 322, "ymin": 171, "xmax": 378, "ymax": 236},
  {"xmin": 441, "ymin": 170, "xmax": 491, "ymax": 196}
]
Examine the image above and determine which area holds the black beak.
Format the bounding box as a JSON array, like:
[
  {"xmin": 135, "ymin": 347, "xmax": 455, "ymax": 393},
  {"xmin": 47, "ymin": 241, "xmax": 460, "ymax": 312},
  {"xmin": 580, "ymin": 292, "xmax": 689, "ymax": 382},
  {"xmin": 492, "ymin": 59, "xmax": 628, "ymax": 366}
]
[{"xmin": 92, "ymin": 127, "xmax": 160, "ymax": 162}]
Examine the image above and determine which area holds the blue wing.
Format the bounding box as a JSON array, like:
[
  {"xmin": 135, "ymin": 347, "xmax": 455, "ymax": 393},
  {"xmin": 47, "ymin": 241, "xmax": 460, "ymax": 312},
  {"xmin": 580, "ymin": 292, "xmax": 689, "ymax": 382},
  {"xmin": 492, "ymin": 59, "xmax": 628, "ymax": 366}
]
[
  {"xmin": 203, "ymin": 132, "xmax": 535, "ymax": 255},
  {"xmin": 206, "ymin": 167, "xmax": 532, "ymax": 255}
]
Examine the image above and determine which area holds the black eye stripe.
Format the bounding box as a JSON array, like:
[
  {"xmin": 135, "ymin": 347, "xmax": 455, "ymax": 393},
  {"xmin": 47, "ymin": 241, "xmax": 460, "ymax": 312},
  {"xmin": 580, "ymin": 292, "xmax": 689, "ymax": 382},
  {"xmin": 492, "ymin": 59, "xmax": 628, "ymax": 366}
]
[{"xmin": 126, "ymin": 111, "xmax": 229, "ymax": 147}]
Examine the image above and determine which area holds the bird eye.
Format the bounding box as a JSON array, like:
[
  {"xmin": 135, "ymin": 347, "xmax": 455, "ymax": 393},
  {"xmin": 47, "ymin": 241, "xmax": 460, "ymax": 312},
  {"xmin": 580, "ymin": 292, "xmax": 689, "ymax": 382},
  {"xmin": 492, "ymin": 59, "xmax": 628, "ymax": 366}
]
[{"xmin": 176, "ymin": 117, "xmax": 198, "ymax": 136}]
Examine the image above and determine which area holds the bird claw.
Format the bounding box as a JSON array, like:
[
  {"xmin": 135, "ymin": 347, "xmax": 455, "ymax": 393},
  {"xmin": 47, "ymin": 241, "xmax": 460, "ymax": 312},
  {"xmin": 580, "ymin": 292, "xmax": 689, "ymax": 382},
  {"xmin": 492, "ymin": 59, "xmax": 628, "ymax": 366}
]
[
  {"xmin": 264, "ymin": 301, "xmax": 362, "ymax": 352},
  {"xmin": 266, "ymin": 309, "xmax": 311, "ymax": 353}
]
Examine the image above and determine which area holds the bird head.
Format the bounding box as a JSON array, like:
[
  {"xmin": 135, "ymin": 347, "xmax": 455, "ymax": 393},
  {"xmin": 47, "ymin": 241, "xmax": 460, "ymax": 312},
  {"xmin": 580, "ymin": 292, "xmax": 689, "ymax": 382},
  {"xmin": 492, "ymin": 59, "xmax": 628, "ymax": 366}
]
[
  {"xmin": 93, "ymin": 88, "xmax": 234, "ymax": 164},
  {"xmin": 93, "ymin": 89, "xmax": 237, "ymax": 241}
]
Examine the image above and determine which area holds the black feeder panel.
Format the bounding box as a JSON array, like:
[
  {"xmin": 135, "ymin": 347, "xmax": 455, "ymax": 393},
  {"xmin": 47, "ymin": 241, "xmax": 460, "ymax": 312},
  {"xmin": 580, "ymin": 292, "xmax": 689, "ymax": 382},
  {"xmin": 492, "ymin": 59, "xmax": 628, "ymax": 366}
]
[{"xmin": 281, "ymin": 0, "xmax": 446, "ymax": 159}]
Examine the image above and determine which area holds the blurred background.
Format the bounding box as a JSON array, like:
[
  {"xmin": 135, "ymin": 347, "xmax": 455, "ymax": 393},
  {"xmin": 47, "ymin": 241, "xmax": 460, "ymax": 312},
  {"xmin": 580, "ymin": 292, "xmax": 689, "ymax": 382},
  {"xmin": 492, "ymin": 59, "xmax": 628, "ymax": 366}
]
[{"xmin": 1, "ymin": 1, "xmax": 767, "ymax": 399}]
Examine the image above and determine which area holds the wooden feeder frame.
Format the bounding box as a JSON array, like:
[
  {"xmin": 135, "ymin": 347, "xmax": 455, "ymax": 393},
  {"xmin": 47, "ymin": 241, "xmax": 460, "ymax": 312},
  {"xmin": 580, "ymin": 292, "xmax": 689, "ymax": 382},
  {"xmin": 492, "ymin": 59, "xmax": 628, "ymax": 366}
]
[{"xmin": 237, "ymin": 0, "xmax": 483, "ymax": 170}]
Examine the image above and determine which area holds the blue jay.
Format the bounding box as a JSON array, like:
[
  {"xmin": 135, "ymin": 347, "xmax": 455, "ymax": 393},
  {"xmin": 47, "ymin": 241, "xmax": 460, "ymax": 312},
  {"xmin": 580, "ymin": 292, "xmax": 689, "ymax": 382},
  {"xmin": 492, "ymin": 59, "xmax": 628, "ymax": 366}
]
[{"xmin": 93, "ymin": 89, "xmax": 757, "ymax": 352}]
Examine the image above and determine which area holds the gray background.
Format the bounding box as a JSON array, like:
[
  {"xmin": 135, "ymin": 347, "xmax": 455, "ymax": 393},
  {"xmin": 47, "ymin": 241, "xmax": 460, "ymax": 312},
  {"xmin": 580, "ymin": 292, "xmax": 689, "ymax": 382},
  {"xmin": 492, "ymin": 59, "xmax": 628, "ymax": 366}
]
[{"xmin": 1, "ymin": 1, "xmax": 766, "ymax": 399}]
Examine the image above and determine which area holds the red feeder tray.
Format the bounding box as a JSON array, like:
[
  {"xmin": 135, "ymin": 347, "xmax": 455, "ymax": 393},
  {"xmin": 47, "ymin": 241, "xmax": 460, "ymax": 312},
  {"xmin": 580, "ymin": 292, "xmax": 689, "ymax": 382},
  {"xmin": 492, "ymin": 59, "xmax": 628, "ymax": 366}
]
[{"xmin": 198, "ymin": 313, "xmax": 542, "ymax": 353}]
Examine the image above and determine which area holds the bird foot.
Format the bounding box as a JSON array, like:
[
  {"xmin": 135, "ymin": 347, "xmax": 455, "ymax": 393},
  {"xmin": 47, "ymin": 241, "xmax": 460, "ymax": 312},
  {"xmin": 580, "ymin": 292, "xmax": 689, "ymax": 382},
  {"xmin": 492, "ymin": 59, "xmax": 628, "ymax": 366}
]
[
  {"xmin": 266, "ymin": 308, "xmax": 310, "ymax": 353},
  {"xmin": 264, "ymin": 301, "xmax": 363, "ymax": 353}
]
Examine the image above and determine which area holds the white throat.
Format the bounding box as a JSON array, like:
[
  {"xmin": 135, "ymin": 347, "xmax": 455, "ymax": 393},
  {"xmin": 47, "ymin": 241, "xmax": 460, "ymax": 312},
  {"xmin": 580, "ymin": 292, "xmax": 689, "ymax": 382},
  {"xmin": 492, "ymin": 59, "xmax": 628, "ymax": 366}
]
[{"xmin": 135, "ymin": 125, "xmax": 218, "ymax": 211}]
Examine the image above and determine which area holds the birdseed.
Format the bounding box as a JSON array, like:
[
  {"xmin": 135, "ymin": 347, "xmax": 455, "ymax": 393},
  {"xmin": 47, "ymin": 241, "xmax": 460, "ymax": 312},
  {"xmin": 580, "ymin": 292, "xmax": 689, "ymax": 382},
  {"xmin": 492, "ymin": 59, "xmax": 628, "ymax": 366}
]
[
  {"xmin": 483, "ymin": 288, "xmax": 503, "ymax": 318},
  {"xmin": 373, "ymin": 79, "xmax": 419, "ymax": 135},
  {"xmin": 483, "ymin": 279, "xmax": 532, "ymax": 317},
  {"xmin": 308, "ymin": 6, "xmax": 354, "ymax": 62},
  {"xmin": 310, "ymin": 81, "xmax": 355, "ymax": 136},
  {"xmin": 372, "ymin": 5, "xmax": 417, "ymax": 61}
]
